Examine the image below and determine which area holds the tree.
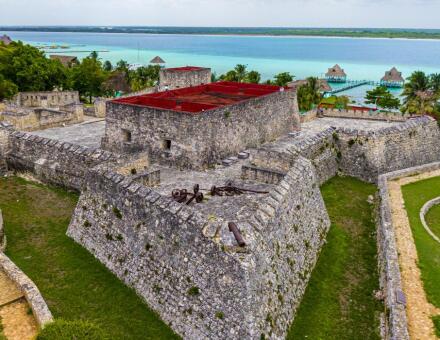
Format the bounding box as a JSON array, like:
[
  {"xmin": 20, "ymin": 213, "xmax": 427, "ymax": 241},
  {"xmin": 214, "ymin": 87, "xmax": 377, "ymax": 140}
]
[
  {"xmin": 402, "ymin": 71, "xmax": 440, "ymax": 115},
  {"xmin": 0, "ymin": 74, "xmax": 18, "ymax": 100},
  {"xmin": 245, "ymin": 70, "xmax": 261, "ymax": 84},
  {"xmin": 0, "ymin": 41, "xmax": 68, "ymax": 91},
  {"xmin": 103, "ymin": 60, "xmax": 113, "ymax": 72},
  {"xmin": 70, "ymin": 56, "xmax": 108, "ymax": 103},
  {"xmin": 128, "ymin": 65, "xmax": 160, "ymax": 91},
  {"xmin": 297, "ymin": 77, "xmax": 322, "ymax": 111},
  {"xmin": 365, "ymin": 86, "xmax": 400, "ymax": 110},
  {"xmin": 234, "ymin": 64, "xmax": 247, "ymax": 82},
  {"xmin": 273, "ymin": 72, "xmax": 294, "ymax": 86},
  {"xmin": 220, "ymin": 70, "xmax": 238, "ymax": 82}
]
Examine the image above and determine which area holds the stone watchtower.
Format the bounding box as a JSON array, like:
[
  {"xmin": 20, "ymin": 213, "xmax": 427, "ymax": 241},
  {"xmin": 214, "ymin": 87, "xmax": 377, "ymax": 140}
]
[{"xmin": 159, "ymin": 66, "xmax": 211, "ymax": 91}]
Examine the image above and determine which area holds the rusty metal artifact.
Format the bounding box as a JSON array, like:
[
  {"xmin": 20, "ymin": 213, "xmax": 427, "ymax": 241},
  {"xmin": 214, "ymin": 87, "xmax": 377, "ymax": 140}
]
[
  {"xmin": 172, "ymin": 184, "xmax": 204, "ymax": 205},
  {"xmin": 228, "ymin": 222, "xmax": 246, "ymax": 247}
]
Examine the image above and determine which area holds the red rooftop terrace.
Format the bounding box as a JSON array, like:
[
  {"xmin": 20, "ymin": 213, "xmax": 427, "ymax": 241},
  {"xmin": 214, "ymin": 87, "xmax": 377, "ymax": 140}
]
[{"xmin": 112, "ymin": 81, "xmax": 285, "ymax": 114}]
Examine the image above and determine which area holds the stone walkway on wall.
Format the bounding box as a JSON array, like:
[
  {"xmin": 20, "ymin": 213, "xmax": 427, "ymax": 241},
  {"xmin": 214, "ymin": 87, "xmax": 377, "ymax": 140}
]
[
  {"xmin": 0, "ymin": 271, "xmax": 38, "ymax": 340},
  {"xmin": 388, "ymin": 170, "xmax": 440, "ymax": 340}
]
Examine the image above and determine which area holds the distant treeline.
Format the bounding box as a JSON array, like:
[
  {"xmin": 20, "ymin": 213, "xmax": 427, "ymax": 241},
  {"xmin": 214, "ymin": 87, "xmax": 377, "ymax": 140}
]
[{"xmin": 2, "ymin": 26, "xmax": 440, "ymax": 39}]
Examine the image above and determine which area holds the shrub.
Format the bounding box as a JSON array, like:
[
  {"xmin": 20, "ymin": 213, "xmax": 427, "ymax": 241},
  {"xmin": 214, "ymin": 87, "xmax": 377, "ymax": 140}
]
[
  {"xmin": 112, "ymin": 207, "xmax": 122, "ymax": 219},
  {"xmin": 36, "ymin": 319, "xmax": 108, "ymax": 340},
  {"xmin": 187, "ymin": 286, "xmax": 200, "ymax": 296}
]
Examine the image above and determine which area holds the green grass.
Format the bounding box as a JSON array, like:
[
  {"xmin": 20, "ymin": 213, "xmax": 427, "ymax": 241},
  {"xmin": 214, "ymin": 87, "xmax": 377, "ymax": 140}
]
[
  {"xmin": 402, "ymin": 177, "xmax": 440, "ymax": 309},
  {"xmin": 433, "ymin": 315, "xmax": 440, "ymax": 338},
  {"xmin": 288, "ymin": 176, "xmax": 383, "ymax": 340},
  {"xmin": 0, "ymin": 176, "xmax": 178, "ymax": 340},
  {"xmin": 425, "ymin": 203, "xmax": 440, "ymax": 242}
]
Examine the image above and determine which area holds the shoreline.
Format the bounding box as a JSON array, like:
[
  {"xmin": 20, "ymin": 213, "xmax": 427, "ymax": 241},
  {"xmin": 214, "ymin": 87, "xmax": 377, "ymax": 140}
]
[{"xmin": 3, "ymin": 29, "xmax": 440, "ymax": 42}]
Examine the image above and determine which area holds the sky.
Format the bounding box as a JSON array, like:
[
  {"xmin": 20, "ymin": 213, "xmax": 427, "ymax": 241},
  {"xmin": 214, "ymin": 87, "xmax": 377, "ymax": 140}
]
[{"xmin": 1, "ymin": 0, "xmax": 440, "ymax": 29}]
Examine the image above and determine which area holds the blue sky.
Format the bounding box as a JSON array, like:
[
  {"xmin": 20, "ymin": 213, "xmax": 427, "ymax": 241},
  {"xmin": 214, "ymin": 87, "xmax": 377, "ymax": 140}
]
[{"xmin": 2, "ymin": 0, "xmax": 440, "ymax": 28}]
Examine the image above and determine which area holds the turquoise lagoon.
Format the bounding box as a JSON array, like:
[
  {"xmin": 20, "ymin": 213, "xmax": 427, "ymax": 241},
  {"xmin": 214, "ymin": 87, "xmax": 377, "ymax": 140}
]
[{"xmin": 4, "ymin": 30, "xmax": 440, "ymax": 101}]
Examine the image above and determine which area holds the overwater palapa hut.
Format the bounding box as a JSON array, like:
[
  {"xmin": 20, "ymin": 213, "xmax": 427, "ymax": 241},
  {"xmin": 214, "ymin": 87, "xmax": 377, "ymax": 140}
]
[
  {"xmin": 380, "ymin": 67, "xmax": 404, "ymax": 88},
  {"xmin": 150, "ymin": 56, "xmax": 166, "ymax": 66},
  {"xmin": 325, "ymin": 64, "xmax": 347, "ymax": 83}
]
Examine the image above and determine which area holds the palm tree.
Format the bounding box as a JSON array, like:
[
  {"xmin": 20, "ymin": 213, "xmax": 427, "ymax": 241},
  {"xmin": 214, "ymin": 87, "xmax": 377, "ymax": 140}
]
[
  {"xmin": 402, "ymin": 71, "xmax": 430, "ymax": 103},
  {"xmin": 234, "ymin": 64, "xmax": 247, "ymax": 82},
  {"xmin": 430, "ymin": 73, "xmax": 440, "ymax": 94}
]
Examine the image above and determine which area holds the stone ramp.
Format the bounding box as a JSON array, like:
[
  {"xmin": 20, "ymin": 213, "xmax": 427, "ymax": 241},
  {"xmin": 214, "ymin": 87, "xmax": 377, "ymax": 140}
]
[
  {"xmin": 0, "ymin": 271, "xmax": 23, "ymax": 307},
  {"xmin": 0, "ymin": 270, "xmax": 38, "ymax": 339}
]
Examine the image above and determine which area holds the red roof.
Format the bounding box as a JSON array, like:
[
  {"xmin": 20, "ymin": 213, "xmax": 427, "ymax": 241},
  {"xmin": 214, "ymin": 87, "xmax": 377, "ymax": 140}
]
[
  {"xmin": 112, "ymin": 81, "xmax": 284, "ymax": 114},
  {"xmin": 163, "ymin": 66, "xmax": 208, "ymax": 72}
]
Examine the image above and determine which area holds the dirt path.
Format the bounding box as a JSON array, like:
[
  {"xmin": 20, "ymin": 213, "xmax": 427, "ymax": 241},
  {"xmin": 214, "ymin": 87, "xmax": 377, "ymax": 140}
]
[
  {"xmin": 0, "ymin": 271, "xmax": 38, "ymax": 340},
  {"xmin": 388, "ymin": 170, "xmax": 440, "ymax": 340}
]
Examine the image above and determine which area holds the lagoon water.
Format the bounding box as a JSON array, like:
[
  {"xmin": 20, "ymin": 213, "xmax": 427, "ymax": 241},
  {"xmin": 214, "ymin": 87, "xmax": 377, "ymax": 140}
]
[{"xmin": 4, "ymin": 30, "xmax": 440, "ymax": 102}]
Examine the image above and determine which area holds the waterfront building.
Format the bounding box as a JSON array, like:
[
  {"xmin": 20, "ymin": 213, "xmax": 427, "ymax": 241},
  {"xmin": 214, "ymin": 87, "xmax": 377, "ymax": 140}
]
[
  {"xmin": 325, "ymin": 64, "xmax": 347, "ymax": 83},
  {"xmin": 380, "ymin": 67, "xmax": 404, "ymax": 88},
  {"xmin": 50, "ymin": 55, "xmax": 79, "ymax": 68},
  {"xmin": 0, "ymin": 34, "xmax": 12, "ymax": 46}
]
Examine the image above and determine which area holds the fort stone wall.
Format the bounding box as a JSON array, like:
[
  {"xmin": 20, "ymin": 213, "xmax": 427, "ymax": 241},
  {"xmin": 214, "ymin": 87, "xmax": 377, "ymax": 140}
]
[
  {"xmin": 14, "ymin": 91, "xmax": 79, "ymax": 108},
  {"xmin": 66, "ymin": 156, "xmax": 330, "ymax": 339},
  {"xmin": 102, "ymin": 89, "xmax": 299, "ymax": 169},
  {"xmin": 2, "ymin": 126, "xmax": 118, "ymax": 190},
  {"xmin": 336, "ymin": 116, "xmax": 440, "ymax": 182},
  {"xmin": 159, "ymin": 67, "xmax": 211, "ymax": 91}
]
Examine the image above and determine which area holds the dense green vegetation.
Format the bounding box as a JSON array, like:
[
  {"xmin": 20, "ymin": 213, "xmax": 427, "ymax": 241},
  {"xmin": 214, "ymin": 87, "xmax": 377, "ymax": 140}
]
[
  {"xmin": 4, "ymin": 26, "xmax": 440, "ymax": 40},
  {"xmin": 401, "ymin": 71, "xmax": 440, "ymax": 116},
  {"xmin": 401, "ymin": 177, "xmax": 440, "ymax": 308},
  {"xmin": 288, "ymin": 176, "xmax": 382, "ymax": 339},
  {"xmin": 297, "ymin": 77, "xmax": 322, "ymax": 111},
  {"xmin": 214, "ymin": 64, "xmax": 293, "ymax": 86},
  {"xmin": 0, "ymin": 176, "xmax": 178, "ymax": 340},
  {"xmin": 365, "ymin": 86, "xmax": 400, "ymax": 110},
  {"xmin": 0, "ymin": 41, "xmax": 160, "ymax": 101}
]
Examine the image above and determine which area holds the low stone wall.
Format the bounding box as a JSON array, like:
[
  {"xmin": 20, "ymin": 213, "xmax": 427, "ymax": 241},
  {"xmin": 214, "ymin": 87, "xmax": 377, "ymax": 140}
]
[
  {"xmin": 420, "ymin": 197, "xmax": 440, "ymax": 244},
  {"xmin": 0, "ymin": 252, "xmax": 54, "ymax": 328},
  {"xmin": 2, "ymin": 125, "xmax": 119, "ymax": 190},
  {"xmin": 241, "ymin": 165, "xmax": 286, "ymax": 184},
  {"xmin": 322, "ymin": 108, "xmax": 410, "ymax": 122},
  {"xmin": 0, "ymin": 103, "xmax": 84, "ymax": 131},
  {"xmin": 299, "ymin": 110, "xmax": 317, "ymax": 123},
  {"xmin": 376, "ymin": 161, "xmax": 440, "ymax": 340}
]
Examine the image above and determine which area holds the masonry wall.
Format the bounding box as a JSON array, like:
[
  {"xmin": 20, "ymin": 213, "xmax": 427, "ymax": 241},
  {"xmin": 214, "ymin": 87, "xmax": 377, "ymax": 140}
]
[
  {"xmin": 15, "ymin": 91, "xmax": 79, "ymax": 108},
  {"xmin": 5, "ymin": 130, "xmax": 118, "ymax": 190},
  {"xmin": 159, "ymin": 68, "xmax": 211, "ymax": 91},
  {"xmin": 322, "ymin": 108, "xmax": 409, "ymax": 122},
  {"xmin": 67, "ymin": 168, "xmax": 253, "ymax": 339},
  {"xmin": 66, "ymin": 156, "xmax": 330, "ymax": 339},
  {"xmin": 103, "ymin": 90, "xmax": 299, "ymax": 169},
  {"xmin": 1, "ymin": 104, "xmax": 84, "ymax": 131},
  {"xmin": 336, "ymin": 116, "xmax": 440, "ymax": 183}
]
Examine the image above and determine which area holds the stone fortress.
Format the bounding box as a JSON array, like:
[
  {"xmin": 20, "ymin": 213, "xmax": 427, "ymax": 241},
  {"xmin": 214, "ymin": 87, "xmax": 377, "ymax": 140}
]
[
  {"xmin": 0, "ymin": 90, "xmax": 84, "ymax": 131},
  {"xmin": 1, "ymin": 66, "xmax": 439, "ymax": 339}
]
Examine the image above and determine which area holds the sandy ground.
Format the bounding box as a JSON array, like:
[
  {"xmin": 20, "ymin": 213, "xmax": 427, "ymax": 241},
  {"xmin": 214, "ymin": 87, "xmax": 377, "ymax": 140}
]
[
  {"xmin": 0, "ymin": 271, "xmax": 38, "ymax": 340},
  {"xmin": 388, "ymin": 170, "xmax": 440, "ymax": 340}
]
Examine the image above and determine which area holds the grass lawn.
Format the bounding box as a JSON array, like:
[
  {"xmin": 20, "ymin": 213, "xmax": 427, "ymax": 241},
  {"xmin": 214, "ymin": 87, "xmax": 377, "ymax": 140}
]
[
  {"xmin": 402, "ymin": 176, "xmax": 440, "ymax": 336},
  {"xmin": 401, "ymin": 177, "xmax": 440, "ymax": 309},
  {"xmin": 0, "ymin": 176, "xmax": 178, "ymax": 339},
  {"xmin": 288, "ymin": 176, "xmax": 383, "ymax": 340}
]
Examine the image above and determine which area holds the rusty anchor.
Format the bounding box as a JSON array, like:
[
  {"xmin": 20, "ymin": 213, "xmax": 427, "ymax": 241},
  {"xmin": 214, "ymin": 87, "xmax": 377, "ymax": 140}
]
[
  {"xmin": 210, "ymin": 182, "xmax": 268, "ymax": 197},
  {"xmin": 172, "ymin": 184, "xmax": 204, "ymax": 205}
]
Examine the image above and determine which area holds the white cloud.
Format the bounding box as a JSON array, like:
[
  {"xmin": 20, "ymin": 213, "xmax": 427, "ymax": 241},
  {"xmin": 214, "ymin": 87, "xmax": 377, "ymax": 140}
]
[{"xmin": 1, "ymin": 0, "xmax": 440, "ymax": 28}]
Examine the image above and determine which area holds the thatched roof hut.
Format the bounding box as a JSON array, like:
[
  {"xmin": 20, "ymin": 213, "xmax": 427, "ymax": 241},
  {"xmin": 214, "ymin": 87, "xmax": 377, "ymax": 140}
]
[
  {"xmin": 288, "ymin": 79, "xmax": 332, "ymax": 92},
  {"xmin": 150, "ymin": 56, "xmax": 166, "ymax": 65},
  {"xmin": 380, "ymin": 67, "xmax": 404, "ymax": 87},
  {"xmin": 0, "ymin": 35, "xmax": 12, "ymax": 46},
  {"xmin": 103, "ymin": 71, "xmax": 131, "ymax": 94},
  {"xmin": 325, "ymin": 64, "xmax": 347, "ymax": 82},
  {"xmin": 50, "ymin": 55, "xmax": 79, "ymax": 68}
]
